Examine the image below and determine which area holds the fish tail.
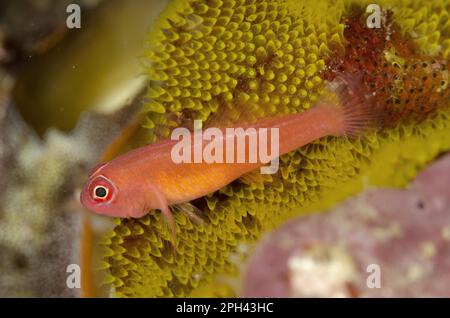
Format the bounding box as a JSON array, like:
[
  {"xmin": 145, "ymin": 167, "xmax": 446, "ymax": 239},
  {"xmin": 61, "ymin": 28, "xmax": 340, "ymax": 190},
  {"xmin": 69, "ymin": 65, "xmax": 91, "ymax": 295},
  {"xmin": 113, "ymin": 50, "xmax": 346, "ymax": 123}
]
[{"xmin": 328, "ymin": 72, "xmax": 381, "ymax": 138}]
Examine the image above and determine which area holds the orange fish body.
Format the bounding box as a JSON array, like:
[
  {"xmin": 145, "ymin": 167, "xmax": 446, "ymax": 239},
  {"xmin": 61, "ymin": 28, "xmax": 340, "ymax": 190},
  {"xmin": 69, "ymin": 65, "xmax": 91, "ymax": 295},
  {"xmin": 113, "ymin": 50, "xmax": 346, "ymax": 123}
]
[{"xmin": 80, "ymin": 76, "xmax": 376, "ymax": 236}]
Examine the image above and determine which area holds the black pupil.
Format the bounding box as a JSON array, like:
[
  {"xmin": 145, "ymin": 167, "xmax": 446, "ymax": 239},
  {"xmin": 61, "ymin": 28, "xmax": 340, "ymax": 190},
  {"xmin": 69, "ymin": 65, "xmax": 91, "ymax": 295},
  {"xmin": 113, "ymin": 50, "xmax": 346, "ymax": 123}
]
[{"xmin": 95, "ymin": 187, "xmax": 107, "ymax": 198}]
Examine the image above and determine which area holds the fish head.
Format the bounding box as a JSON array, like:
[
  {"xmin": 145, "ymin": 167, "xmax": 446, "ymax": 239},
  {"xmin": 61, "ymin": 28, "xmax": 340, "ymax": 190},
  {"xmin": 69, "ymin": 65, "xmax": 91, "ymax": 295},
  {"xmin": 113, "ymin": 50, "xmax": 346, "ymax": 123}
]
[{"xmin": 80, "ymin": 163, "xmax": 144, "ymax": 218}]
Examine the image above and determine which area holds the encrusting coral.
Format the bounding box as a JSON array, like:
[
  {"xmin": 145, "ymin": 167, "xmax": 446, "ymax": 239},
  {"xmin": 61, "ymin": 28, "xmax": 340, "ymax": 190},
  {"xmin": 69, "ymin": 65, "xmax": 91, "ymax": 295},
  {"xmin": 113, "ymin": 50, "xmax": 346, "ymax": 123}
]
[{"xmin": 98, "ymin": 0, "xmax": 450, "ymax": 297}]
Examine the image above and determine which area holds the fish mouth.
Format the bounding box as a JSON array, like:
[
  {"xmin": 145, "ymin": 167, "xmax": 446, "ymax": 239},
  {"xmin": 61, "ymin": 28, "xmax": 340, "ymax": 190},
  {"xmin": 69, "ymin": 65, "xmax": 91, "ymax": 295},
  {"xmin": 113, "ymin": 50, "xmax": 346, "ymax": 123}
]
[{"xmin": 79, "ymin": 187, "xmax": 96, "ymax": 211}]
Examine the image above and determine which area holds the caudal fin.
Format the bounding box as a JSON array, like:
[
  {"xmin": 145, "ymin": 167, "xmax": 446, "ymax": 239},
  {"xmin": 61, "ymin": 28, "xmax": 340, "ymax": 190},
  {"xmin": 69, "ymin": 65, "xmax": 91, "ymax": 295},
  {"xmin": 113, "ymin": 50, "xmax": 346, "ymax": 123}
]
[{"xmin": 328, "ymin": 73, "xmax": 381, "ymax": 138}]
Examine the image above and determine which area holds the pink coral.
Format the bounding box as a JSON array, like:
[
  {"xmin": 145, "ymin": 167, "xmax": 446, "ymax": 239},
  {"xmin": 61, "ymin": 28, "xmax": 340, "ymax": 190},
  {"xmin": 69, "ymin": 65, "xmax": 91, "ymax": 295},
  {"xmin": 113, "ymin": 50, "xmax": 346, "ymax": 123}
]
[{"xmin": 244, "ymin": 154, "xmax": 450, "ymax": 297}]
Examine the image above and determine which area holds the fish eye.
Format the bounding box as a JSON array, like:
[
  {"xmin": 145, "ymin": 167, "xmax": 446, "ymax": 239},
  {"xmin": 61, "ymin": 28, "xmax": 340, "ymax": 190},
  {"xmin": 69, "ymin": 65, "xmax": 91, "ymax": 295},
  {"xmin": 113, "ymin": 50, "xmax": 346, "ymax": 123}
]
[
  {"xmin": 94, "ymin": 186, "xmax": 108, "ymax": 199},
  {"xmin": 87, "ymin": 175, "xmax": 116, "ymax": 203}
]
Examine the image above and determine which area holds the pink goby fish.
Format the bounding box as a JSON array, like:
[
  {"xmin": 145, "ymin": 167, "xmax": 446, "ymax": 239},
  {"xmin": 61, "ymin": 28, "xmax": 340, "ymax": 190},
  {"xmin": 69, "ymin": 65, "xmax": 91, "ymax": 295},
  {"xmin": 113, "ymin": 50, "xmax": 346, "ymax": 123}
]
[{"xmin": 80, "ymin": 75, "xmax": 377, "ymax": 239}]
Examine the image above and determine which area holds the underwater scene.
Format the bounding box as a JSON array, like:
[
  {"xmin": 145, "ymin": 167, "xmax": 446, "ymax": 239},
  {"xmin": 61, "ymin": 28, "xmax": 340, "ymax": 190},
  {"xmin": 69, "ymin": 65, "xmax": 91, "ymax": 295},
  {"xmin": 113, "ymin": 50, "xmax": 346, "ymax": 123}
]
[{"xmin": 1, "ymin": 0, "xmax": 450, "ymax": 300}]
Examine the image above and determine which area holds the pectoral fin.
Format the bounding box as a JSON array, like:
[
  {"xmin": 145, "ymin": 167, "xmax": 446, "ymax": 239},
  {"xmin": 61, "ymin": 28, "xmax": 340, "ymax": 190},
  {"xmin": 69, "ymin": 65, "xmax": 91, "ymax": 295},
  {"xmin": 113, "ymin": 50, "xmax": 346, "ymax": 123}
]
[
  {"xmin": 161, "ymin": 204, "xmax": 177, "ymax": 245},
  {"xmin": 152, "ymin": 188, "xmax": 177, "ymax": 245},
  {"xmin": 171, "ymin": 202, "xmax": 208, "ymax": 226}
]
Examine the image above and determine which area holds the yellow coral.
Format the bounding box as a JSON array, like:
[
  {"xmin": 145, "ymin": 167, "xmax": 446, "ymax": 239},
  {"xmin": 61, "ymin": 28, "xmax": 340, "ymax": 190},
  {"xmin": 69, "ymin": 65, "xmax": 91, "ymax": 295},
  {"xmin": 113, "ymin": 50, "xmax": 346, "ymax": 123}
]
[{"xmin": 99, "ymin": 0, "xmax": 450, "ymax": 297}]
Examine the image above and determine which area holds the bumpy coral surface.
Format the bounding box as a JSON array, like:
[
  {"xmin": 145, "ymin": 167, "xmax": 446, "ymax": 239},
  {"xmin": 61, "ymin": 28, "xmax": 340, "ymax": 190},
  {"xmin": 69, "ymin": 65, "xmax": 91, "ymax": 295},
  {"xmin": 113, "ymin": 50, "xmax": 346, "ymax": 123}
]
[
  {"xmin": 244, "ymin": 154, "xmax": 450, "ymax": 297},
  {"xmin": 99, "ymin": 0, "xmax": 450, "ymax": 297}
]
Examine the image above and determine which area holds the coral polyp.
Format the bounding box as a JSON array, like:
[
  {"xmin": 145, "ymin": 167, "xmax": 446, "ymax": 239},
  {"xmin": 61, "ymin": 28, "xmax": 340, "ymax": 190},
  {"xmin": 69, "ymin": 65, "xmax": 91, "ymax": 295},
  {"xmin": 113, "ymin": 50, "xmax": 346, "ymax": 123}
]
[{"xmin": 99, "ymin": 0, "xmax": 450, "ymax": 297}]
